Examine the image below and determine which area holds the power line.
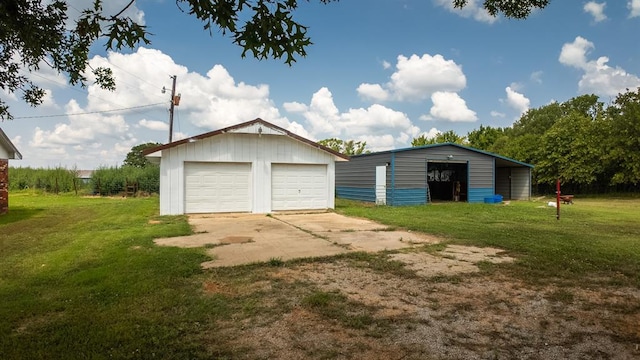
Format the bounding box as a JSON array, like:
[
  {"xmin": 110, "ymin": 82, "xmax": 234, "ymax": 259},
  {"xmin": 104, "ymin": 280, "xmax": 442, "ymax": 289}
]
[{"xmin": 14, "ymin": 102, "xmax": 166, "ymax": 119}]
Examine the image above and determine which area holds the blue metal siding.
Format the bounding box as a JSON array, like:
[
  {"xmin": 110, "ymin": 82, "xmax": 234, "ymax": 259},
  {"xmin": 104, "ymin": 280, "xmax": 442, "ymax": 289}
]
[
  {"xmin": 468, "ymin": 188, "xmax": 494, "ymax": 203},
  {"xmin": 336, "ymin": 186, "xmax": 375, "ymax": 202},
  {"xmin": 390, "ymin": 188, "xmax": 427, "ymax": 206}
]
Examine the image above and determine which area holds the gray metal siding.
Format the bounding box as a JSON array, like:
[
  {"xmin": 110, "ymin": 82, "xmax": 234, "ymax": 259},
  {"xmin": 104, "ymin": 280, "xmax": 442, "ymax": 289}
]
[
  {"xmin": 495, "ymin": 167, "xmax": 510, "ymax": 199},
  {"xmin": 336, "ymin": 153, "xmax": 391, "ymax": 188},
  {"xmin": 511, "ymin": 167, "xmax": 531, "ymax": 200},
  {"xmin": 394, "ymin": 145, "xmax": 493, "ymax": 189}
]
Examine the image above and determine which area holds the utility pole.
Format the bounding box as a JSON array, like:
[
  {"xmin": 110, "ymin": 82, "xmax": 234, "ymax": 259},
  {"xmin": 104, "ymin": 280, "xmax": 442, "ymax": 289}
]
[{"xmin": 168, "ymin": 75, "xmax": 177, "ymax": 143}]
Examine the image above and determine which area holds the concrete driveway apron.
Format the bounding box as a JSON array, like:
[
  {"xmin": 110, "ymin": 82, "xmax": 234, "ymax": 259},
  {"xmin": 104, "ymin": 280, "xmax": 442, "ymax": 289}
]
[{"xmin": 154, "ymin": 212, "xmax": 439, "ymax": 268}]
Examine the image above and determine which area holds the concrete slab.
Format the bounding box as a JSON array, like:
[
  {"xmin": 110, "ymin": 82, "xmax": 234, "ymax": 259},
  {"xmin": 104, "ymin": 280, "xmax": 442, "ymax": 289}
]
[
  {"xmin": 322, "ymin": 230, "xmax": 437, "ymax": 252},
  {"xmin": 154, "ymin": 212, "xmax": 441, "ymax": 268},
  {"xmin": 274, "ymin": 212, "xmax": 389, "ymax": 232}
]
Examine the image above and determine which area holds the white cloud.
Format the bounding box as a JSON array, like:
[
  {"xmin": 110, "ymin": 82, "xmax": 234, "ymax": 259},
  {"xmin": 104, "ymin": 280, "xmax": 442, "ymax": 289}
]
[
  {"xmin": 433, "ymin": 0, "xmax": 497, "ymax": 23},
  {"xmin": 390, "ymin": 54, "xmax": 467, "ymax": 101},
  {"xmin": 505, "ymin": 86, "xmax": 530, "ymax": 115},
  {"xmin": 427, "ymin": 91, "xmax": 478, "ymax": 122},
  {"xmin": 356, "ymin": 83, "xmax": 389, "ymax": 101},
  {"xmin": 360, "ymin": 54, "xmax": 467, "ymax": 103},
  {"xmin": 10, "ymin": 135, "xmax": 21, "ymax": 146},
  {"xmin": 416, "ymin": 128, "xmax": 442, "ymax": 141},
  {"xmin": 283, "ymin": 101, "xmax": 308, "ymax": 113},
  {"xmin": 629, "ymin": 0, "xmax": 640, "ymax": 17},
  {"xmin": 584, "ymin": 2, "xmax": 607, "ymax": 22},
  {"xmin": 291, "ymin": 88, "xmax": 420, "ymax": 150},
  {"xmin": 530, "ymin": 71, "xmax": 543, "ymax": 84},
  {"xmin": 138, "ymin": 119, "xmax": 169, "ymax": 131},
  {"xmin": 559, "ymin": 36, "xmax": 593, "ymax": 68},
  {"xmin": 382, "ymin": 60, "xmax": 391, "ymax": 69},
  {"xmin": 559, "ymin": 36, "xmax": 640, "ymax": 96},
  {"xmin": 24, "ymin": 47, "xmax": 303, "ymax": 168},
  {"xmin": 490, "ymin": 110, "xmax": 506, "ymax": 118}
]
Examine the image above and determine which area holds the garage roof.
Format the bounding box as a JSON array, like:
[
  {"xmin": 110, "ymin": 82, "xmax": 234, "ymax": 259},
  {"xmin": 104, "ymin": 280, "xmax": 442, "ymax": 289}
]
[
  {"xmin": 0, "ymin": 127, "xmax": 22, "ymax": 160},
  {"xmin": 352, "ymin": 142, "xmax": 533, "ymax": 168},
  {"xmin": 143, "ymin": 118, "xmax": 349, "ymax": 161}
]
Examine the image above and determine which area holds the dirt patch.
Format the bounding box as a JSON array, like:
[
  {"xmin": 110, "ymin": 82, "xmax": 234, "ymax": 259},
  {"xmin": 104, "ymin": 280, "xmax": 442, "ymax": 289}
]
[
  {"xmin": 390, "ymin": 245, "xmax": 514, "ymax": 277},
  {"xmin": 204, "ymin": 256, "xmax": 640, "ymax": 359},
  {"xmin": 219, "ymin": 236, "xmax": 253, "ymax": 244}
]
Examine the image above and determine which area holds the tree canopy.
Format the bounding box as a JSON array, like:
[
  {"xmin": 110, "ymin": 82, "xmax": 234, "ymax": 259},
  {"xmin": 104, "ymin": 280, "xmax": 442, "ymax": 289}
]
[
  {"xmin": 1, "ymin": 0, "xmax": 551, "ymax": 120},
  {"xmin": 318, "ymin": 138, "xmax": 369, "ymax": 156},
  {"xmin": 123, "ymin": 142, "xmax": 161, "ymax": 168},
  {"xmin": 411, "ymin": 130, "xmax": 465, "ymax": 147}
]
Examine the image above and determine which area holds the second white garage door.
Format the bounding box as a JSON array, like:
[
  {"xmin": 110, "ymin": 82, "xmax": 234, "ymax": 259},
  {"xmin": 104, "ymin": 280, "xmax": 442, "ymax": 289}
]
[
  {"xmin": 184, "ymin": 162, "xmax": 251, "ymax": 213},
  {"xmin": 272, "ymin": 164, "xmax": 328, "ymax": 211}
]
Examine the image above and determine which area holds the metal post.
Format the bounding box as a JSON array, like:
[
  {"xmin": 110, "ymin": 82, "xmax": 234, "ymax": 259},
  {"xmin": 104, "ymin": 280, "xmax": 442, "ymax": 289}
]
[
  {"xmin": 556, "ymin": 178, "xmax": 561, "ymax": 220},
  {"xmin": 168, "ymin": 75, "xmax": 177, "ymax": 143}
]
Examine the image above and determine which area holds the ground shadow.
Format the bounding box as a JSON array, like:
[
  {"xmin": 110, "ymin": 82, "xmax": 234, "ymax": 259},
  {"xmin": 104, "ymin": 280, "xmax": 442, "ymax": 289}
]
[{"xmin": 0, "ymin": 206, "xmax": 45, "ymax": 225}]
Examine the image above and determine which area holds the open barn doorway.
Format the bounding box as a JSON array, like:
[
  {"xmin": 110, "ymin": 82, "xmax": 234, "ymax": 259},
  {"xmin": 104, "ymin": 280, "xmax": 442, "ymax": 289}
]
[{"xmin": 426, "ymin": 161, "xmax": 468, "ymax": 202}]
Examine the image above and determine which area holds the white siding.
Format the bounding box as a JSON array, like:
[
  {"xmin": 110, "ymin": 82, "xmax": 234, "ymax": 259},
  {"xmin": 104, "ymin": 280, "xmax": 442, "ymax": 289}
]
[
  {"xmin": 184, "ymin": 162, "xmax": 251, "ymax": 213},
  {"xmin": 272, "ymin": 164, "xmax": 328, "ymax": 210},
  {"xmin": 158, "ymin": 131, "xmax": 336, "ymax": 215}
]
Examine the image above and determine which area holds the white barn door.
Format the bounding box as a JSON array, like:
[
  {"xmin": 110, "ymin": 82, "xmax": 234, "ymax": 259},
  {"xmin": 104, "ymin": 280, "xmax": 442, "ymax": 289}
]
[
  {"xmin": 271, "ymin": 164, "xmax": 328, "ymax": 211},
  {"xmin": 184, "ymin": 162, "xmax": 251, "ymax": 213}
]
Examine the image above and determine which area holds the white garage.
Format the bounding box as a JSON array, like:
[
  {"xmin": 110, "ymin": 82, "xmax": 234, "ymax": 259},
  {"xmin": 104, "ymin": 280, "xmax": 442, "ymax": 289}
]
[
  {"xmin": 272, "ymin": 164, "xmax": 328, "ymax": 211},
  {"xmin": 184, "ymin": 162, "xmax": 252, "ymax": 213},
  {"xmin": 144, "ymin": 119, "xmax": 348, "ymax": 215}
]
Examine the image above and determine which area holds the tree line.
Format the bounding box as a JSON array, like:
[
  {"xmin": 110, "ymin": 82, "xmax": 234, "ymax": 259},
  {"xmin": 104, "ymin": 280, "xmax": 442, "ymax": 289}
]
[{"xmin": 421, "ymin": 89, "xmax": 640, "ymax": 194}]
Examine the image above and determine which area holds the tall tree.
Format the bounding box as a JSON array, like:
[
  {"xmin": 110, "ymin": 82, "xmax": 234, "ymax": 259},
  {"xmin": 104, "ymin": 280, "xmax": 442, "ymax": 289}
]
[
  {"xmin": 466, "ymin": 125, "xmax": 504, "ymax": 151},
  {"xmin": 606, "ymin": 88, "xmax": 640, "ymax": 185},
  {"xmin": 123, "ymin": 142, "xmax": 161, "ymax": 168},
  {"xmin": 318, "ymin": 138, "xmax": 368, "ymax": 155},
  {"xmin": 1, "ymin": 0, "xmax": 551, "ymax": 120}
]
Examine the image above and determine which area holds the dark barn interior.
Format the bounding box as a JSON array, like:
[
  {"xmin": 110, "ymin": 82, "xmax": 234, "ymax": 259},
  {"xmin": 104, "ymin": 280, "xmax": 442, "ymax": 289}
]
[{"xmin": 427, "ymin": 162, "xmax": 468, "ymax": 201}]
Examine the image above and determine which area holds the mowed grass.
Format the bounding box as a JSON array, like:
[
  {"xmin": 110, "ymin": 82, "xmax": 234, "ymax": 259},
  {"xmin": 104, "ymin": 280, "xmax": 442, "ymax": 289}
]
[
  {"xmin": 1, "ymin": 192, "xmax": 639, "ymax": 358},
  {"xmin": 336, "ymin": 197, "xmax": 640, "ymax": 286},
  {"xmin": 0, "ymin": 191, "xmax": 216, "ymax": 359}
]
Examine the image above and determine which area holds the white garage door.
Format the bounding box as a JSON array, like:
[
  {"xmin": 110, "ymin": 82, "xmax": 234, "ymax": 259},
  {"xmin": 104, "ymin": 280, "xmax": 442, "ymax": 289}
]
[
  {"xmin": 184, "ymin": 162, "xmax": 251, "ymax": 213},
  {"xmin": 272, "ymin": 164, "xmax": 328, "ymax": 211}
]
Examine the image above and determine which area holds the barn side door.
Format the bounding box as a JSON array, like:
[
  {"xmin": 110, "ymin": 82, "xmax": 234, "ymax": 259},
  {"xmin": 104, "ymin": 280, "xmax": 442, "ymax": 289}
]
[{"xmin": 375, "ymin": 165, "xmax": 386, "ymax": 205}]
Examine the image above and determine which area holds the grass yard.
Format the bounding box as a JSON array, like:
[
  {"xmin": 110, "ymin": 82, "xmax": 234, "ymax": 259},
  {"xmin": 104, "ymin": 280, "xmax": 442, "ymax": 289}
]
[
  {"xmin": 1, "ymin": 191, "xmax": 639, "ymax": 359},
  {"xmin": 336, "ymin": 197, "xmax": 640, "ymax": 286}
]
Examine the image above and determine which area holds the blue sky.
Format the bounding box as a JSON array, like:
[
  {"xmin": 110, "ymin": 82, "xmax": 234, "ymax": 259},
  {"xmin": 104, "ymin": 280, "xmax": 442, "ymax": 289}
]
[{"xmin": 2, "ymin": 0, "xmax": 640, "ymax": 169}]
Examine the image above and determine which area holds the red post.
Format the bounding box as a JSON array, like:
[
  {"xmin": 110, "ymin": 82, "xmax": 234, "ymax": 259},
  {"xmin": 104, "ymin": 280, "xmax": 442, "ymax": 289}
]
[{"xmin": 556, "ymin": 179, "xmax": 561, "ymax": 220}]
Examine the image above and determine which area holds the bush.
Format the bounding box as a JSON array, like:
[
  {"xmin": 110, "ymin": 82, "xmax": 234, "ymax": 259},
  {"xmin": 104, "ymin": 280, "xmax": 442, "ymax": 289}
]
[
  {"xmin": 91, "ymin": 165, "xmax": 159, "ymax": 195},
  {"xmin": 8, "ymin": 167, "xmax": 86, "ymax": 194}
]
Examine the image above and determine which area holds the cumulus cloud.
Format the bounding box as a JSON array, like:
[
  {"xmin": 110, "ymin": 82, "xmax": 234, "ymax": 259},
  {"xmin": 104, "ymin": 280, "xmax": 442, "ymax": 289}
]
[
  {"xmin": 559, "ymin": 36, "xmax": 640, "ymax": 96},
  {"xmin": 629, "ymin": 0, "xmax": 640, "ymax": 17},
  {"xmin": 490, "ymin": 111, "xmax": 506, "ymax": 118},
  {"xmin": 433, "ymin": 0, "xmax": 497, "ymax": 23},
  {"xmin": 505, "ymin": 87, "xmax": 530, "ymax": 115},
  {"xmin": 282, "ymin": 102, "xmax": 308, "ymax": 113},
  {"xmin": 291, "ymin": 88, "xmax": 420, "ymax": 150},
  {"xmin": 425, "ymin": 92, "xmax": 477, "ymax": 122},
  {"xmin": 26, "ymin": 47, "xmax": 298, "ymax": 168},
  {"xmin": 382, "ymin": 60, "xmax": 391, "ymax": 69},
  {"xmin": 139, "ymin": 119, "xmax": 169, "ymax": 131},
  {"xmin": 358, "ymin": 54, "xmax": 467, "ymax": 102},
  {"xmin": 356, "ymin": 83, "xmax": 389, "ymax": 102},
  {"xmin": 584, "ymin": 2, "xmax": 607, "ymax": 22}
]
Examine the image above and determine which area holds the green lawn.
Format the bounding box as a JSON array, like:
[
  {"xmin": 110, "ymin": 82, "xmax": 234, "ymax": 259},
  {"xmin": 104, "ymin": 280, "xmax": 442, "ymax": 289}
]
[
  {"xmin": 1, "ymin": 192, "xmax": 639, "ymax": 358},
  {"xmin": 335, "ymin": 197, "xmax": 640, "ymax": 286}
]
